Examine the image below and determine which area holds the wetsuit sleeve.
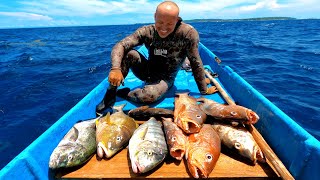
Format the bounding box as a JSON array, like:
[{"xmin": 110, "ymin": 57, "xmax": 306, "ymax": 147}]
[
  {"xmin": 111, "ymin": 26, "xmax": 147, "ymax": 68},
  {"xmin": 186, "ymin": 28, "xmax": 208, "ymax": 94}
]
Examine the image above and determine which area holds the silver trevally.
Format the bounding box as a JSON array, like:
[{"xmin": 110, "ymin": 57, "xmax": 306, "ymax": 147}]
[
  {"xmin": 129, "ymin": 117, "xmax": 168, "ymax": 174},
  {"xmin": 49, "ymin": 118, "xmax": 96, "ymax": 169}
]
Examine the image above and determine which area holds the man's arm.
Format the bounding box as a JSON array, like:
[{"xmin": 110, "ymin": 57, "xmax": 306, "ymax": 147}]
[
  {"xmin": 186, "ymin": 28, "xmax": 208, "ymax": 94},
  {"xmin": 110, "ymin": 26, "xmax": 147, "ymax": 68}
]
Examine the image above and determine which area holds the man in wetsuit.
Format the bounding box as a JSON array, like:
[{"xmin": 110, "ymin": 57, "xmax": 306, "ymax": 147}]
[{"xmin": 96, "ymin": 1, "xmax": 218, "ymax": 113}]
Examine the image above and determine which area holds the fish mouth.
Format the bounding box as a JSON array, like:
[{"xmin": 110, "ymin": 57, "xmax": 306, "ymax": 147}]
[
  {"xmin": 49, "ymin": 155, "xmax": 59, "ymax": 169},
  {"xmin": 256, "ymin": 148, "xmax": 266, "ymax": 163},
  {"xmin": 248, "ymin": 145, "xmax": 265, "ymax": 164},
  {"xmin": 180, "ymin": 119, "xmax": 201, "ymax": 134},
  {"xmin": 190, "ymin": 163, "xmax": 208, "ymax": 178},
  {"xmin": 132, "ymin": 161, "xmax": 145, "ymax": 174},
  {"xmin": 170, "ymin": 147, "xmax": 185, "ymax": 160},
  {"xmin": 97, "ymin": 142, "xmax": 109, "ymax": 158},
  {"xmin": 247, "ymin": 110, "xmax": 259, "ymax": 124}
]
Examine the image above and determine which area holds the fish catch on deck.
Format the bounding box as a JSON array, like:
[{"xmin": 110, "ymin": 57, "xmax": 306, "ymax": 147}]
[
  {"xmin": 48, "ymin": 91, "xmax": 266, "ymax": 178},
  {"xmin": 186, "ymin": 124, "xmax": 221, "ymax": 178},
  {"xmin": 174, "ymin": 92, "xmax": 207, "ymax": 134},
  {"xmin": 197, "ymin": 97, "xmax": 259, "ymax": 125},
  {"xmin": 128, "ymin": 117, "xmax": 168, "ymax": 174},
  {"xmin": 211, "ymin": 122, "xmax": 265, "ymax": 164},
  {"xmin": 162, "ymin": 117, "xmax": 187, "ymax": 160},
  {"xmin": 49, "ymin": 119, "xmax": 96, "ymax": 169},
  {"xmin": 128, "ymin": 106, "xmax": 174, "ymax": 120},
  {"xmin": 95, "ymin": 104, "xmax": 138, "ymax": 159}
]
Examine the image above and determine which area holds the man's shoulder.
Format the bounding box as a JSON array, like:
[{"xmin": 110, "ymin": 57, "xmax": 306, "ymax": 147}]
[
  {"xmin": 178, "ymin": 22, "xmax": 197, "ymax": 33},
  {"xmin": 176, "ymin": 22, "xmax": 198, "ymax": 38},
  {"xmin": 135, "ymin": 24, "xmax": 156, "ymax": 37},
  {"xmin": 138, "ymin": 24, "xmax": 155, "ymax": 31},
  {"xmin": 181, "ymin": 22, "xmax": 195, "ymax": 29}
]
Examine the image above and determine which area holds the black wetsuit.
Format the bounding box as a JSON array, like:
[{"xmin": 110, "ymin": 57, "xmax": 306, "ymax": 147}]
[{"xmin": 111, "ymin": 19, "xmax": 207, "ymax": 103}]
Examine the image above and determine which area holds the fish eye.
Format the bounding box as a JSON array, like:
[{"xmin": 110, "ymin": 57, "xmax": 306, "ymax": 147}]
[
  {"xmin": 116, "ymin": 136, "xmax": 122, "ymax": 141},
  {"xmin": 172, "ymin": 137, "xmax": 176, "ymax": 141},
  {"xmin": 234, "ymin": 142, "xmax": 241, "ymax": 149},
  {"xmin": 196, "ymin": 115, "xmax": 202, "ymax": 119},
  {"xmin": 230, "ymin": 111, "xmax": 237, "ymax": 116},
  {"xmin": 206, "ymin": 153, "xmax": 212, "ymax": 160},
  {"xmin": 147, "ymin": 150, "xmax": 153, "ymax": 156},
  {"xmin": 68, "ymin": 155, "xmax": 73, "ymax": 160}
]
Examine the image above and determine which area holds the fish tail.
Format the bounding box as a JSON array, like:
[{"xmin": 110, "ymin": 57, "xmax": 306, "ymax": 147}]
[
  {"xmin": 174, "ymin": 92, "xmax": 189, "ymax": 97},
  {"xmin": 196, "ymin": 97, "xmax": 206, "ymax": 103},
  {"xmin": 112, "ymin": 103, "xmax": 126, "ymax": 113}
]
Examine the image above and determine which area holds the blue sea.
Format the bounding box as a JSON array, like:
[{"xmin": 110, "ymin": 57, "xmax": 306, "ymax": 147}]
[{"xmin": 0, "ymin": 20, "xmax": 319, "ymax": 170}]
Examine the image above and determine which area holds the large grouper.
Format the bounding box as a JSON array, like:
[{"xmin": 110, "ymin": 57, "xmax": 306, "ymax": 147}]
[
  {"xmin": 96, "ymin": 104, "xmax": 138, "ymax": 158},
  {"xmin": 128, "ymin": 117, "xmax": 168, "ymax": 174},
  {"xmin": 49, "ymin": 118, "xmax": 96, "ymax": 169}
]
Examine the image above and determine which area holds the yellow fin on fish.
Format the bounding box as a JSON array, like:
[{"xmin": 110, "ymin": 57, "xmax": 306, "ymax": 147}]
[
  {"xmin": 106, "ymin": 112, "xmax": 111, "ymax": 124},
  {"xmin": 137, "ymin": 126, "xmax": 149, "ymax": 140}
]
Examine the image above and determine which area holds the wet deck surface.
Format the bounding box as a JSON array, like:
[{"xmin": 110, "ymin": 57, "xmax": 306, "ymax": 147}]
[{"xmin": 56, "ymin": 148, "xmax": 279, "ymax": 179}]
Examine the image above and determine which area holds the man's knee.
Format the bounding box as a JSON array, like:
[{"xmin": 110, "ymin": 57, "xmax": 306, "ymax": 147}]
[
  {"xmin": 129, "ymin": 87, "xmax": 165, "ymax": 104},
  {"xmin": 126, "ymin": 50, "xmax": 140, "ymax": 61}
]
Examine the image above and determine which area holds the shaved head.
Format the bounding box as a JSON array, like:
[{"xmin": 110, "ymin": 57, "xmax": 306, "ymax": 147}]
[
  {"xmin": 154, "ymin": 1, "xmax": 180, "ymax": 38},
  {"xmin": 156, "ymin": 1, "xmax": 180, "ymax": 17}
]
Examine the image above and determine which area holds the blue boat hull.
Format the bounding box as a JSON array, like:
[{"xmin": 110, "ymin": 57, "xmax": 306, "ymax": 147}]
[{"xmin": 1, "ymin": 43, "xmax": 319, "ymax": 180}]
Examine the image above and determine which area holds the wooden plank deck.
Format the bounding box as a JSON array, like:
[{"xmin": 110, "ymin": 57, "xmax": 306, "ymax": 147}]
[{"xmin": 56, "ymin": 147, "xmax": 280, "ymax": 179}]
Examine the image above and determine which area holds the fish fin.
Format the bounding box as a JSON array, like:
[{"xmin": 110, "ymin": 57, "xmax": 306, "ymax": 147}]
[
  {"xmin": 178, "ymin": 104, "xmax": 186, "ymax": 115},
  {"xmin": 106, "ymin": 112, "xmax": 111, "ymax": 124},
  {"xmin": 64, "ymin": 127, "xmax": 79, "ymax": 142},
  {"xmin": 175, "ymin": 91, "xmax": 190, "ymax": 96},
  {"xmin": 112, "ymin": 103, "xmax": 126, "ymax": 113},
  {"xmin": 162, "ymin": 117, "xmax": 173, "ymax": 122},
  {"xmin": 99, "ymin": 112, "xmax": 110, "ymax": 124},
  {"xmin": 95, "ymin": 119, "xmax": 99, "ymax": 127},
  {"xmin": 188, "ymin": 134, "xmax": 197, "ymax": 142},
  {"xmin": 96, "ymin": 112, "xmax": 103, "ymax": 117},
  {"xmin": 196, "ymin": 97, "xmax": 206, "ymax": 103},
  {"xmin": 139, "ymin": 105, "xmax": 150, "ymax": 110},
  {"xmin": 137, "ymin": 126, "xmax": 149, "ymax": 140}
]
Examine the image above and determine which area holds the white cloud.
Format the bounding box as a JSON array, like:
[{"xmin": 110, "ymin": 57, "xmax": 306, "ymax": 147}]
[
  {"xmin": 1, "ymin": 0, "xmax": 319, "ymax": 28},
  {"xmin": 19, "ymin": 0, "xmax": 156, "ymax": 17},
  {"xmin": 238, "ymin": 0, "xmax": 281, "ymax": 12},
  {"xmin": 0, "ymin": 11, "xmax": 52, "ymax": 20}
]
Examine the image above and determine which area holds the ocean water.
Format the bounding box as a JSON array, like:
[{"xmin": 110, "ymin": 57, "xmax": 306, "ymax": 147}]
[{"xmin": 0, "ymin": 20, "xmax": 319, "ymax": 170}]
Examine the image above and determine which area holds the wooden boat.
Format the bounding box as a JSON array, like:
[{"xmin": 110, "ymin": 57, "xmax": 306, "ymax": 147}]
[{"xmin": 1, "ymin": 43, "xmax": 319, "ymax": 180}]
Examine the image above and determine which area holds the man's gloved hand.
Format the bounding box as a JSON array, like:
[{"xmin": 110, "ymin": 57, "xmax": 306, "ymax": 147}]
[
  {"xmin": 108, "ymin": 68, "xmax": 124, "ymax": 87},
  {"xmin": 205, "ymin": 86, "xmax": 218, "ymax": 95}
]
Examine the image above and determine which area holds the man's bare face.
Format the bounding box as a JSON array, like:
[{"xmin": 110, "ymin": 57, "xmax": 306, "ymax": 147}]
[{"xmin": 154, "ymin": 10, "xmax": 178, "ymax": 38}]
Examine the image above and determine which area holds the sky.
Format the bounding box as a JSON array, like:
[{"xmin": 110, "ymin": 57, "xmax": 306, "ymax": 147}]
[{"xmin": 0, "ymin": 0, "xmax": 319, "ymax": 28}]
